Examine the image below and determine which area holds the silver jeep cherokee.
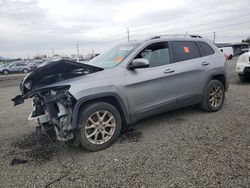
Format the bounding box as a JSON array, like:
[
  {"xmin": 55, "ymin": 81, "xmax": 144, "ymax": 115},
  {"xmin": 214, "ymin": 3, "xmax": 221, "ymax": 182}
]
[{"xmin": 13, "ymin": 34, "xmax": 229, "ymax": 151}]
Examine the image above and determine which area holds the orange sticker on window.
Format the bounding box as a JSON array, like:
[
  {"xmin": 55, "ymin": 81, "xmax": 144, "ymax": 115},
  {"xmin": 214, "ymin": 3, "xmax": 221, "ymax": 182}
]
[
  {"xmin": 115, "ymin": 56, "xmax": 123, "ymax": 63},
  {"xmin": 183, "ymin": 47, "xmax": 190, "ymax": 53}
]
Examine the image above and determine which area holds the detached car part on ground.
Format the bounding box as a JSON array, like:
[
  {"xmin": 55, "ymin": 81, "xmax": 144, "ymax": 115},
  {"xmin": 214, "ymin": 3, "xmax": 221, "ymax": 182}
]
[{"xmin": 12, "ymin": 35, "xmax": 229, "ymax": 151}]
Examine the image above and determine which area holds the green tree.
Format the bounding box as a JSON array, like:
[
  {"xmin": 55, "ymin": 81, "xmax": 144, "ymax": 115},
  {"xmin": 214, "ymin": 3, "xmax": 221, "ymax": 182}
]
[{"xmin": 242, "ymin": 37, "xmax": 250, "ymax": 44}]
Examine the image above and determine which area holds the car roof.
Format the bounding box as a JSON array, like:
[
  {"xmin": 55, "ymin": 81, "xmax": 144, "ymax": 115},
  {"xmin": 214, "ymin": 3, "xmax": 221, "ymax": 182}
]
[{"xmin": 136, "ymin": 35, "xmax": 213, "ymax": 45}]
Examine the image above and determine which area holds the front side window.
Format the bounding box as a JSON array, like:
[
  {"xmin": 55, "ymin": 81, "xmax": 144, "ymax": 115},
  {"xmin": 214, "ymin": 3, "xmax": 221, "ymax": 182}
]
[
  {"xmin": 135, "ymin": 42, "xmax": 170, "ymax": 67},
  {"xmin": 171, "ymin": 41, "xmax": 200, "ymax": 62},
  {"xmin": 88, "ymin": 42, "xmax": 141, "ymax": 68}
]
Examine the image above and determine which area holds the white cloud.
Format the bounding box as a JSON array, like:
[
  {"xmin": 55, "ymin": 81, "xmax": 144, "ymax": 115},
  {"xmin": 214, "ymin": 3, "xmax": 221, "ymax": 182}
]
[{"xmin": 0, "ymin": 0, "xmax": 249, "ymax": 58}]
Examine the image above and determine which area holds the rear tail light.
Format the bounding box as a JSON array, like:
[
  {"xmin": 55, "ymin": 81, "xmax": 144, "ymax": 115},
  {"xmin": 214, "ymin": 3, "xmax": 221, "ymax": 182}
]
[{"xmin": 224, "ymin": 53, "xmax": 228, "ymax": 60}]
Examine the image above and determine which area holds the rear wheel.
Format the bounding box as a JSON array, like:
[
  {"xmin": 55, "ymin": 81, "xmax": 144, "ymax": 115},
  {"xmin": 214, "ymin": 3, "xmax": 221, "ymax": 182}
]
[
  {"xmin": 3, "ymin": 70, "xmax": 9, "ymax": 75},
  {"xmin": 78, "ymin": 102, "xmax": 122, "ymax": 151},
  {"xmin": 200, "ymin": 80, "xmax": 225, "ymax": 112}
]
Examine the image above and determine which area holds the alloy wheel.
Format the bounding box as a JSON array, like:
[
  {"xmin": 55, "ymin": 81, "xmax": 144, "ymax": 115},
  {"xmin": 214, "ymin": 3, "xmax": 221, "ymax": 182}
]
[
  {"xmin": 209, "ymin": 85, "xmax": 223, "ymax": 107},
  {"xmin": 85, "ymin": 110, "xmax": 116, "ymax": 145}
]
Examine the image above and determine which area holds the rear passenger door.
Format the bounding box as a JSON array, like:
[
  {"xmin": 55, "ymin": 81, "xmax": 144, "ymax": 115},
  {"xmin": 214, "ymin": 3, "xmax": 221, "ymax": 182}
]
[
  {"xmin": 169, "ymin": 41, "xmax": 207, "ymax": 104},
  {"xmin": 10, "ymin": 64, "xmax": 19, "ymax": 72}
]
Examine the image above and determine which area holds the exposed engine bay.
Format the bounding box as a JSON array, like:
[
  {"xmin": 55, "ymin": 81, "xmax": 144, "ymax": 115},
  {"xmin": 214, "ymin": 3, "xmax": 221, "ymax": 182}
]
[{"xmin": 12, "ymin": 59, "xmax": 103, "ymax": 141}]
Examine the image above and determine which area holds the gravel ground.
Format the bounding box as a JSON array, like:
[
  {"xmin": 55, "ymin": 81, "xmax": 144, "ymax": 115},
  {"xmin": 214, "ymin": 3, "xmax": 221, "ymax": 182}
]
[{"xmin": 0, "ymin": 58, "xmax": 249, "ymax": 188}]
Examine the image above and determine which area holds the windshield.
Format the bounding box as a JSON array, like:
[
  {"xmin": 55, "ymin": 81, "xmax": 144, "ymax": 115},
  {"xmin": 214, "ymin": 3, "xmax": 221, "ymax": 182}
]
[{"xmin": 88, "ymin": 42, "xmax": 141, "ymax": 68}]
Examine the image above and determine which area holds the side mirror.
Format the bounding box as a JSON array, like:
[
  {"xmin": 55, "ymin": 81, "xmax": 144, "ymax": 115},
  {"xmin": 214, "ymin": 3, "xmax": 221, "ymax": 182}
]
[{"xmin": 128, "ymin": 58, "xmax": 149, "ymax": 70}]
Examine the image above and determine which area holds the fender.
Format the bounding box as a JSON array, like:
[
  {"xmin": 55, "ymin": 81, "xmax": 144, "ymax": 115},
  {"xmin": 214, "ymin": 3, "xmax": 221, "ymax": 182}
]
[
  {"xmin": 203, "ymin": 67, "xmax": 229, "ymax": 93},
  {"xmin": 71, "ymin": 92, "xmax": 132, "ymax": 129}
]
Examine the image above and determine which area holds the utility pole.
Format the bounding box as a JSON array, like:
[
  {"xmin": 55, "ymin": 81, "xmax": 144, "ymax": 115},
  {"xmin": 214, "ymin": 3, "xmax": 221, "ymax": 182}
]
[
  {"xmin": 52, "ymin": 48, "xmax": 54, "ymax": 57},
  {"xmin": 213, "ymin": 32, "xmax": 216, "ymax": 43},
  {"xmin": 127, "ymin": 27, "xmax": 130, "ymax": 42},
  {"xmin": 76, "ymin": 42, "xmax": 80, "ymax": 58}
]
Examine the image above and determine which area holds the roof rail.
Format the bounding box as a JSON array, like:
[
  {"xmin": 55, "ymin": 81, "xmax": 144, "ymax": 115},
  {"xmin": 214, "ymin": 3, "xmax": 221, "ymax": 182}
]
[{"xmin": 147, "ymin": 34, "xmax": 202, "ymax": 40}]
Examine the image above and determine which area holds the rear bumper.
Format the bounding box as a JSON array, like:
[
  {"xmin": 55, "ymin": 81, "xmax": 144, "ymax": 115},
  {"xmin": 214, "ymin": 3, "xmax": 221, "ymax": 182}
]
[
  {"xmin": 237, "ymin": 67, "xmax": 250, "ymax": 77},
  {"xmin": 236, "ymin": 61, "xmax": 250, "ymax": 74}
]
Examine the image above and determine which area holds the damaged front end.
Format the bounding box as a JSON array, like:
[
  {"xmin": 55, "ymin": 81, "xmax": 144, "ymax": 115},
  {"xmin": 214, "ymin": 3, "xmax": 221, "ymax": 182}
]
[
  {"xmin": 12, "ymin": 59, "xmax": 103, "ymax": 141},
  {"xmin": 27, "ymin": 85, "xmax": 75, "ymax": 141}
]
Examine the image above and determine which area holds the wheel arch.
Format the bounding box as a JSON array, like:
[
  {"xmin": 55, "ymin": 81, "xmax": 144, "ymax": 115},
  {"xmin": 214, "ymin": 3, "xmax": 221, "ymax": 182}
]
[
  {"xmin": 212, "ymin": 74, "xmax": 226, "ymax": 89},
  {"xmin": 205, "ymin": 67, "xmax": 229, "ymax": 92},
  {"xmin": 2, "ymin": 69, "xmax": 9, "ymax": 74},
  {"xmin": 72, "ymin": 93, "xmax": 132, "ymax": 129}
]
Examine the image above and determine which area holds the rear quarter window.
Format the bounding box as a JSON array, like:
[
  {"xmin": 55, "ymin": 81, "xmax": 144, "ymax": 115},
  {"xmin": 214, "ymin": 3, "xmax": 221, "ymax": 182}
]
[
  {"xmin": 196, "ymin": 41, "xmax": 215, "ymax": 57},
  {"xmin": 171, "ymin": 41, "xmax": 200, "ymax": 62}
]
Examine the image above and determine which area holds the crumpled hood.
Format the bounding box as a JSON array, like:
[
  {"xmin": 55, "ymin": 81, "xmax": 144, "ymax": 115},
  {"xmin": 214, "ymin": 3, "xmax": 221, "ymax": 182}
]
[
  {"xmin": 12, "ymin": 59, "xmax": 103, "ymax": 106},
  {"xmin": 20, "ymin": 59, "xmax": 103, "ymax": 95}
]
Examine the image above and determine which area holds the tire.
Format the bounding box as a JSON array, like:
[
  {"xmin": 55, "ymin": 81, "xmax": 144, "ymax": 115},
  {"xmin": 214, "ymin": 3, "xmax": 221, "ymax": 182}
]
[
  {"xmin": 239, "ymin": 75, "xmax": 246, "ymax": 82},
  {"xmin": 23, "ymin": 68, "xmax": 29, "ymax": 73},
  {"xmin": 2, "ymin": 70, "xmax": 9, "ymax": 75},
  {"xmin": 78, "ymin": 102, "xmax": 122, "ymax": 151},
  {"xmin": 200, "ymin": 80, "xmax": 225, "ymax": 112}
]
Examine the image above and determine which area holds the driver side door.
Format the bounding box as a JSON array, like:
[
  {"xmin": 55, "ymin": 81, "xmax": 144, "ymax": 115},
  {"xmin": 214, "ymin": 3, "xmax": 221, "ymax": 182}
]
[{"xmin": 125, "ymin": 42, "xmax": 178, "ymax": 121}]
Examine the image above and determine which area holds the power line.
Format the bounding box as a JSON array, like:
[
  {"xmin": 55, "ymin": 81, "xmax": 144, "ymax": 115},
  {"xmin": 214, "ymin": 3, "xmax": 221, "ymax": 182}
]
[{"xmin": 130, "ymin": 14, "xmax": 250, "ymax": 35}]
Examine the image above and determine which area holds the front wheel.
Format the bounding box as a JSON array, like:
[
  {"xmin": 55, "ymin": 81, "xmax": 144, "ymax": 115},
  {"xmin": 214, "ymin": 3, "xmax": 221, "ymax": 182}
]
[
  {"xmin": 23, "ymin": 68, "xmax": 29, "ymax": 73},
  {"xmin": 78, "ymin": 102, "xmax": 122, "ymax": 151},
  {"xmin": 3, "ymin": 70, "xmax": 9, "ymax": 75},
  {"xmin": 200, "ymin": 80, "xmax": 225, "ymax": 112}
]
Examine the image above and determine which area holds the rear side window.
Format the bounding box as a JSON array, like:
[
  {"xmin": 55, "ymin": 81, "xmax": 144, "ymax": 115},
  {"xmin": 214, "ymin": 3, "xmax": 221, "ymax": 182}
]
[
  {"xmin": 171, "ymin": 41, "xmax": 200, "ymax": 62},
  {"xmin": 196, "ymin": 41, "xmax": 215, "ymax": 56}
]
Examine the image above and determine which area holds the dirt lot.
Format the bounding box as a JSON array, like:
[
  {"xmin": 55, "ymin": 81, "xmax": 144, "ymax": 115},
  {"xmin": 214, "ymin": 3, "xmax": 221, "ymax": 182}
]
[{"xmin": 0, "ymin": 58, "xmax": 249, "ymax": 188}]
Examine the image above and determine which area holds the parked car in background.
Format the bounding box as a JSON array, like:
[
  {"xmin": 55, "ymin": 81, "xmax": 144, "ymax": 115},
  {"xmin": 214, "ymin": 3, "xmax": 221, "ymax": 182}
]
[
  {"xmin": 29, "ymin": 60, "xmax": 45, "ymax": 70},
  {"xmin": 13, "ymin": 35, "xmax": 229, "ymax": 151},
  {"xmin": 241, "ymin": 47, "xmax": 250, "ymax": 54},
  {"xmin": 236, "ymin": 52, "xmax": 250, "ymax": 81},
  {"xmin": 219, "ymin": 47, "xmax": 234, "ymax": 59},
  {"xmin": 0, "ymin": 62, "xmax": 31, "ymax": 74}
]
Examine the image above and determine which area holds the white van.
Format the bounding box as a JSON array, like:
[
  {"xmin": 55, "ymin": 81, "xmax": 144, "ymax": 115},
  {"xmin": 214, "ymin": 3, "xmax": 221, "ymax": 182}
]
[
  {"xmin": 236, "ymin": 52, "xmax": 250, "ymax": 81},
  {"xmin": 219, "ymin": 47, "xmax": 234, "ymax": 59}
]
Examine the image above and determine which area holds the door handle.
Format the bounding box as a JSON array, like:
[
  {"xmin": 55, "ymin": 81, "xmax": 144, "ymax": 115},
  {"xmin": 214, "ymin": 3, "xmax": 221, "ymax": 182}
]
[
  {"xmin": 164, "ymin": 69, "xmax": 175, "ymax": 74},
  {"xmin": 201, "ymin": 62, "xmax": 210, "ymax": 66}
]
